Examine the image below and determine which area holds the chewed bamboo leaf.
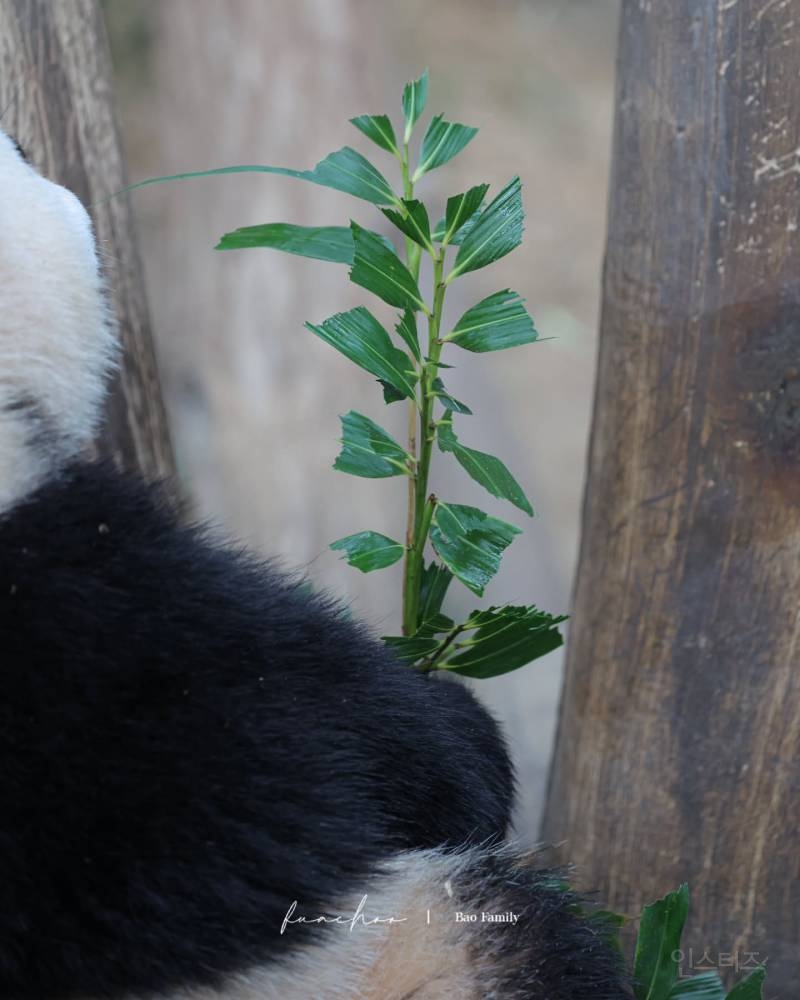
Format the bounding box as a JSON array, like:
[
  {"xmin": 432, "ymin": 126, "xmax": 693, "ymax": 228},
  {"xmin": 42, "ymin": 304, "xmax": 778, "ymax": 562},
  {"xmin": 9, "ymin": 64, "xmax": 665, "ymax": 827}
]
[
  {"xmin": 413, "ymin": 115, "xmax": 478, "ymax": 180},
  {"xmin": 349, "ymin": 223, "xmax": 427, "ymax": 312},
  {"xmin": 447, "ymin": 289, "xmax": 537, "ymax": 352},
  {"xmin": 396, "ymin": 310, "xmax": 421, "ymax": 363},
  {"xmin": 331, "ymin": 531, "xmax": 405, "ymax": 572},
  {"xmin": 432, "ymin": 183, "xmax": 489, "ymax": 245},
  {"xmin": 440, "ymin": 605, "xmax": 566, "ymax": 679},
  {"xmin": 417, "ymin": 562, "xmax": 453, "ymax": 627},
  {"xmin": 402, "ymin": 69, "xmax": 429, "ymax": 141},
  {"xmin": 349, "ymin": 114, "xmax": 399, "ymax": 155},
  {"xmin": 431, "ymin": 379, "xmax": 472, "ymax": 415},
  {"xmin": 438, "ymin": 412, "xmax": 533, "ymax": 516},
  {"xmin": 382, "ymin": 199, "xmax": 434, "ymax": 252},
  {"xmin": 305, "ymin": 306, "xmax": 417, "ymax": 400},
  {"xmin": 382, "ymin": 633, "xmax": 442, "ymax": 662},
  {"xmin": 429, "ymin": 501, "xmax": 521, "ymax": 596},
  {"xmin": 449, "ymin": 176, "xmax": 524, "ymax": 279},
  {"xmin": 334, "ymin": 411, "xmax": 412, "ymax": 478}
]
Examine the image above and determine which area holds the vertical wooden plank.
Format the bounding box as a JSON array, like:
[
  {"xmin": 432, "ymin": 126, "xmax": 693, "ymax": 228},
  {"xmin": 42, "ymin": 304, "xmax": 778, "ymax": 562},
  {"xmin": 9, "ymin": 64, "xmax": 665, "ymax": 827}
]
[
  {"xmin": 542, "ymin": 0, "xmax": 800, "ymax": 992},
  {"xmin": 0, "ymin": 0, "xmax": 174, "ymax": 477}
]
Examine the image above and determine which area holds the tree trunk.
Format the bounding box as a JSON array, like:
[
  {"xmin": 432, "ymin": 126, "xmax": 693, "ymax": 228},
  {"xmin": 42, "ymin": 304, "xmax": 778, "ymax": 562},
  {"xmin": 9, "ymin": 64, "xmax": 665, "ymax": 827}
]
[
  {"xmin": 0, "ymin": 0, "xmax": 173, "ymax": 478},
  {"xmin": 541, "ymin": 1, "xmax": 800, "ymax": 992}
]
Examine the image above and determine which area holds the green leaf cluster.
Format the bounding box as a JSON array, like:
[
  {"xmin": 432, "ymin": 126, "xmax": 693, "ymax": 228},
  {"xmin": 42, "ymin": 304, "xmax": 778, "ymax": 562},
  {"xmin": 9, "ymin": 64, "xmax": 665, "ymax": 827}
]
[
  {"xmin": 384, "ymin": 604, "xmax": 566, "ymax": 678},
  {"xmin": 221, "ymin": 71, "xmax": 553, "ymax": 671},
  {"xmin": 135, "ymin": 69, "xmax": 560, "ymax": 678}
]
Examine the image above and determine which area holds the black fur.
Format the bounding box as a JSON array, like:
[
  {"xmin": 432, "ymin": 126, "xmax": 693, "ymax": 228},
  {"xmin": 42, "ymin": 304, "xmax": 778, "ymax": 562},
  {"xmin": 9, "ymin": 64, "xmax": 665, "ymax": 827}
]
[
  {"xmin": 460, "ymin": 853, "xmax": 631, "ymax": 999},
  {"xmin": 9, "ymin": 135, "xmax": 29, "ymax": 162},
  {"xmin": 0, "ymin": 462, "xmax": 514, "ymax": 999}
]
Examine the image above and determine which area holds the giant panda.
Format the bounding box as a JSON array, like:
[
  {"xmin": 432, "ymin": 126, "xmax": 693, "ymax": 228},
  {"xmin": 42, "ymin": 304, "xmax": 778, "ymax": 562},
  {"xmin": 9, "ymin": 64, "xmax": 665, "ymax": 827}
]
[{"xmin": 0, "ymin": 125, "xmax": 629, "ymax": 1000}]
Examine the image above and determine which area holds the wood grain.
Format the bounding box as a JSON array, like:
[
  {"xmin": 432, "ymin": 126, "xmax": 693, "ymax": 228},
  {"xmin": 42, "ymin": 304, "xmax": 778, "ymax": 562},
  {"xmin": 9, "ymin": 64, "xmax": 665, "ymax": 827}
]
[
  {"xmin": 0, "ymin": 0, "xmax": 174, "ymax": 478},
  {"xmin": 541, "ymin": 1, "xmax": 800, "ymax": 992}
]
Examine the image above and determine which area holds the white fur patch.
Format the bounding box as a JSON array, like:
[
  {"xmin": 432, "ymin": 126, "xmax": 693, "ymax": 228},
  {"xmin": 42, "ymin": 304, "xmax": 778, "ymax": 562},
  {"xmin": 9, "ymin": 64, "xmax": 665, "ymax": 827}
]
[
  {"xmin": 0, "ymin": 127, "xmax": 117, "ymax": 512},
  {"xmin": 135, "ymin": 847, "xmax": 528, "ymax": 1000}
]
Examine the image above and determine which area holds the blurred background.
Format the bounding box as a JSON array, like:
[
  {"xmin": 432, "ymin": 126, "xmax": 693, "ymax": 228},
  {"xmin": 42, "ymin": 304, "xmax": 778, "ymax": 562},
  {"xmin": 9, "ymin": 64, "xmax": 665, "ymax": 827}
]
[{"xmin": 104, "ymin": 0, "xmax": 620, "ymax": 840}]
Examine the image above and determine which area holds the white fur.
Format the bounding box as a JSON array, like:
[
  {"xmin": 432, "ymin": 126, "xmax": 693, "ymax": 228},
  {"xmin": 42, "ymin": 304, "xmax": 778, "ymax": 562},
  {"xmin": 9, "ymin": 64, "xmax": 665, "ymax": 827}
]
[
  {"xmin": 136, "ymin": 847, "xmax": 529, "ymax": 1000},
  {"xmin": 0, "ymin": 127, "xmax": 116, "ymax": 513}
]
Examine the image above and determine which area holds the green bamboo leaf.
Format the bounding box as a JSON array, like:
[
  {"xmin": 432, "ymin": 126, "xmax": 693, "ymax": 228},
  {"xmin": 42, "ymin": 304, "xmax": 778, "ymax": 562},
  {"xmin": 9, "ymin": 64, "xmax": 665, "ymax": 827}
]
[
  {"xmin": 382, "ymin": 199, "xmax": 434, "ymax": 252},
  {"xmin": 382, "ymin": 612, "xmax": 455, "ymax": 663},
  {"xmin": 431, "ymin": 378, "xmax": 472, "ymax": 415},
  {"xmin": 438, "ymin": 413, "xmax": 533, "ymax": 516},
  {"xmin": 415, "ymin": 612, "xmax": 455, "ymax": 636},
  {"xmin": 301, "ymin": 147, "xmax": 399, "ymax": 205},
  {"xmin": 349, "ymin": 223, "xmax": 427, "ymax": 312},
  {"xmin": 441, "ymin": 605, "xmax": 566, "ymax": 679},
  {"xmin": 382, "ymin": 633, "xmax": 442, "ymax": 662},
  {"xmin": 331, "ymin": 530, "xmax": 405, "ymax": 572},
  {"xmin": 417, "ymin": 612, "xmax": 456, "ymax": 635},
  {"xmin": 432, "ymin": 183, "xmax": 489, "ymax": 245},
  {"xmin": 379, "ymin": 380, "xmax": 407, "ymax": 404},
  {"xmin": 667, "ymin": 973, "xmax": 726, "ymax": 999},
  {"xmin": 402, "ymin": 69, "xmax": 429, "ymax": 141},
  {"xmin": 215, "ymin": 223, "xmax": 354, "ymax": 262},
  {"xmin": 413, "ymin": 114, "xmax": 478, "ymax": 180},
  {"xmin": 429, "ymin": 502, "xmax": 521, "ymax": 596},
  {"xmin": 447, "ymin": 289, "xmax": 537, "ymax": 353},
  {"xmin": 216, "ymin": 223, "xmax": 398, "ymax": 262},
  {"xmin": 418, "ymin": 561, "xmax": 453, "ymax": 627},
  {"xmin": 449, "ymin": 176, "xmax": 524, "ymax": 279},
  {"xmin": 334, "ymin": 411, "xmax": 412, "ymax": 478},
  {"xmin": 433, "ymin": 204, "xmax": 482, "ymax": 245},
  {"xmin": 396, "ymin": 310, "xmax": 421, "ymax": 363},
  {"xmin": 349, "ymin": 114, "xmax": 399, "ymax": 155},
  {"xmin": 120, "ymin": 147, "xmax": 399, "ymax": 207},
  {"xmin": 726, "ymin": 968, "xmax": 766, "ymax": 1000},
  {"xmin": 306, "ymin": 306, "xmax": 417, "ymax": 400},
  {"xmin": 633, "ymin": 885, "xmax": 690, "ymax": 1000}
]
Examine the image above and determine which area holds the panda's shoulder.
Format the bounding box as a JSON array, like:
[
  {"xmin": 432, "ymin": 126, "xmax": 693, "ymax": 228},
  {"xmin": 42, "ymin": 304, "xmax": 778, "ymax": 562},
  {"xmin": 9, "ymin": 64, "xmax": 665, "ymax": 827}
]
[{"xmin": 0, "ymin": 459, "xmax": 354, "ymax": 650}]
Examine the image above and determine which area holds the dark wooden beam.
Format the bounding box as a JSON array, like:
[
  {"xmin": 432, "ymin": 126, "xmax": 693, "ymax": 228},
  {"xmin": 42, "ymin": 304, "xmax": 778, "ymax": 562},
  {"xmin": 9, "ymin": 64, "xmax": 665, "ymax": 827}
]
[
  {"xmin": 0, "ymin": 0, "xmax": 174, "ymax": 478},
  {"xmin": 542, "ymin": 1, "xmax": 800, "ymax": 991}
]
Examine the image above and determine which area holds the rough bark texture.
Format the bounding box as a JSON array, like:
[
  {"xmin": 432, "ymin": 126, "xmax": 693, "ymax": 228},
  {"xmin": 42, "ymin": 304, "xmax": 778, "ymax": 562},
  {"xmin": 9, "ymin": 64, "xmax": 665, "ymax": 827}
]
[
  {"xmin": 542, "ymin": 1, "xmax": 800, "ymax": 992},
  {"xmin": 0, "ymin": 0, "xmax": 174, "ymax": 478}
]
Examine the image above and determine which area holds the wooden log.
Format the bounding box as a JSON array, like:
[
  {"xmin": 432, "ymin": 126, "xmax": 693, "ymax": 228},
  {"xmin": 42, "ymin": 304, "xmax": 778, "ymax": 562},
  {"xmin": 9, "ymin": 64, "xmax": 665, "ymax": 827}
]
[
  {"xmin": 0, "ymin": 0, "xmax": 174, "ymax": 478},
  {"xmin": 541, "ymin": 1, "xmax": 800, "ymax": 991}
]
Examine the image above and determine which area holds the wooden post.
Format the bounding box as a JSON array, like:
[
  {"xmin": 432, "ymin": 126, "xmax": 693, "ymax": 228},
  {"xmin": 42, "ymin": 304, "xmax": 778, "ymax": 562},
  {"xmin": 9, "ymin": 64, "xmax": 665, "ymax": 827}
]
[
  {"xmin": 0, "ymin": 0, "xmax": 174, "ymax": 478},
  {"xmin": 541, "ymin": 1, "xmax": 800, "ymax": 991}
]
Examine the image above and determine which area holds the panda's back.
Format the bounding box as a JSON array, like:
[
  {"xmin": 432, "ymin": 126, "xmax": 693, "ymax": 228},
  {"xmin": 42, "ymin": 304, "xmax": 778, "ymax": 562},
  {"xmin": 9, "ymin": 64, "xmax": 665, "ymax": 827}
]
[{"xmin": 0, "ymin": 461, "xmax": 515, "ymax": 999}]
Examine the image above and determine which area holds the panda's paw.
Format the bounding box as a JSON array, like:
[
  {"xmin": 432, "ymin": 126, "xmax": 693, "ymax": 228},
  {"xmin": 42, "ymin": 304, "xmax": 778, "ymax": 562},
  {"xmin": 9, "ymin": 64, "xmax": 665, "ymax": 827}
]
[{"xmin": 0, "ymin": 127, "xmax": 117, "ymax": 513}]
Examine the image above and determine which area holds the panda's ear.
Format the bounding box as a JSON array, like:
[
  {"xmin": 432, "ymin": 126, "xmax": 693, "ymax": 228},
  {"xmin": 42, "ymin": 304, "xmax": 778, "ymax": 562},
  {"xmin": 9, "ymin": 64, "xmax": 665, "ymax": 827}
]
[{"xmin": 0, "ymin": 126, "xmax": 118, "ymax": 514}]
